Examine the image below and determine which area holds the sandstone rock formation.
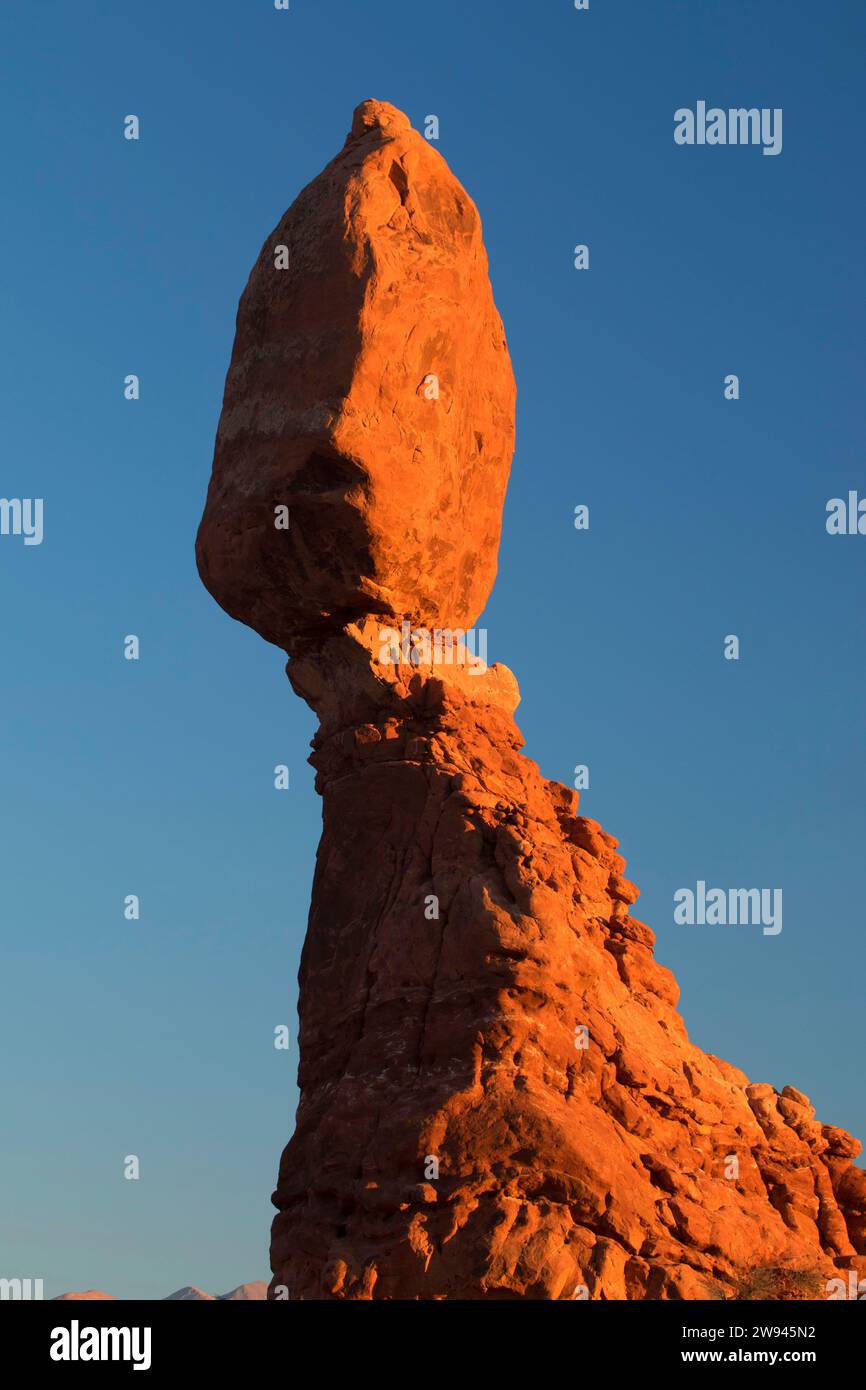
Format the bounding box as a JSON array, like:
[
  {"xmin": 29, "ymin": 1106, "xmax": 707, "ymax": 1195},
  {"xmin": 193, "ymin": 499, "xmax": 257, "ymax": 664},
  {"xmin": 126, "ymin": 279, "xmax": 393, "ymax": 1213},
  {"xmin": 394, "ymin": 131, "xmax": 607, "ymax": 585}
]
[
  {"xmin": 197, "ymin": 100, "xmax": 865, "ymax": 1300},
  {"xmin": 197, "ymin": 99, "xmax": 515, "ymax": 653}
]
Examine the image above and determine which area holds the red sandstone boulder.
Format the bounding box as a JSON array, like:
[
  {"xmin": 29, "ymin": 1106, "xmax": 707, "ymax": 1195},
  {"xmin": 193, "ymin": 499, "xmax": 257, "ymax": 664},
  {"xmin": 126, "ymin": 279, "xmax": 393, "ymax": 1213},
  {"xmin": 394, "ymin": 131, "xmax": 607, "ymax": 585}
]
[{"xmin": 197, "ymin": 99, "xmax": 515, "ymax": 654}]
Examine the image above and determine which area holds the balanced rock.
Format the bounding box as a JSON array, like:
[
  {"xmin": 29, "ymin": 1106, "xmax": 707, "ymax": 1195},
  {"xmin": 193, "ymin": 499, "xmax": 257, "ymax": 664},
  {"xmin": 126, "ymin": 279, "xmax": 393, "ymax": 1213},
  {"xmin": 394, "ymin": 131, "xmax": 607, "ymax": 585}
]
[{"xmin": 198, "ymin": 102, "xmax": 864, "ymax": 1300}]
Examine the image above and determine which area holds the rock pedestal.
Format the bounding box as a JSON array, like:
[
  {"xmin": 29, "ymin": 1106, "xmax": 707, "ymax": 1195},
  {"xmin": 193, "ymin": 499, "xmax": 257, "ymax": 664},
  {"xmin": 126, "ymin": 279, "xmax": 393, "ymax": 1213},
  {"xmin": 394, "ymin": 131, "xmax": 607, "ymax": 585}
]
[{"xmin": 197, "ymin": 102, "xmax": 865, "ymax": 1300}]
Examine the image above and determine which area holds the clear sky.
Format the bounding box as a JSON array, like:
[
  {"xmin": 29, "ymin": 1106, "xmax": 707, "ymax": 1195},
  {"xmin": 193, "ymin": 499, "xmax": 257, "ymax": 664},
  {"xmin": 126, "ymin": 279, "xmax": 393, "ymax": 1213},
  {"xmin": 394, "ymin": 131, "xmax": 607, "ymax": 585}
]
[{"xmin": 1, "ymin": 0, "xmax": 863, "ymax": 1299}]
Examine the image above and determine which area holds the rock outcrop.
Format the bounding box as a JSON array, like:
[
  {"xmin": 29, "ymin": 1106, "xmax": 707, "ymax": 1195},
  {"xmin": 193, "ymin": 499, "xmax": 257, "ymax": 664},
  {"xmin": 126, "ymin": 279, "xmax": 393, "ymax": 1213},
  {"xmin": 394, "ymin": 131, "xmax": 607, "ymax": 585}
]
[{"xmin": 197, "ymin": 100, "xmax": 865, "ymax": 1300}]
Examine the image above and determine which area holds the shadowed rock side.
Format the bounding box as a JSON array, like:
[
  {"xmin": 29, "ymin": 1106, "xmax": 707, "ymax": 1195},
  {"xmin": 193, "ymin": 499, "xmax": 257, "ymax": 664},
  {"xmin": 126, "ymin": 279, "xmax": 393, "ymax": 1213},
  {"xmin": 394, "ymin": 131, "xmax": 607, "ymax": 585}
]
[{"xmin": 197, "ymin": 101, "xmax": 865, "ymax": 1300}]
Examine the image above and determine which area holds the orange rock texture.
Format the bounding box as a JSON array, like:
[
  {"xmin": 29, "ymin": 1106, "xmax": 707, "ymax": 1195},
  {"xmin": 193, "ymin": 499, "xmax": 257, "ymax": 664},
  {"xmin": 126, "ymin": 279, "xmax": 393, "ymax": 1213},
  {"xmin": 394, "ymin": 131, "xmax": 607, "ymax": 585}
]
[
  {"xmin": 197, "ymin": 99, "xmax": 515, "ymax": 652},
  {"xmin": 197, "ymin": 101, "xmax": 865, "ymax": 1300}
]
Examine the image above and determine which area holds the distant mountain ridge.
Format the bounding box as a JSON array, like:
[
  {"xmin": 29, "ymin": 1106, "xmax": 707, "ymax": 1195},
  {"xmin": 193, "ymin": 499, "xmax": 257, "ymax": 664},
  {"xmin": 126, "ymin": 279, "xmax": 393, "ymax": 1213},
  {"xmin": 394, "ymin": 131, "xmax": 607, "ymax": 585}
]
[{"xmin": 53, "ymin": 1282, "xmax": 267, "ymax": 1301}]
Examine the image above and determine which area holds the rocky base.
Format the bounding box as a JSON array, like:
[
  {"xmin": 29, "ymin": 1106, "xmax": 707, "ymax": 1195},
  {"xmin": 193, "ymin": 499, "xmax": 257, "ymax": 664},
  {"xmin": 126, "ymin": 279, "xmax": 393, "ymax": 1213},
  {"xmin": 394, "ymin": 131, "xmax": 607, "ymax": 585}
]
[{"xmin": 269, "ymin": 631, "xmax": 865, "ymax": 1300}]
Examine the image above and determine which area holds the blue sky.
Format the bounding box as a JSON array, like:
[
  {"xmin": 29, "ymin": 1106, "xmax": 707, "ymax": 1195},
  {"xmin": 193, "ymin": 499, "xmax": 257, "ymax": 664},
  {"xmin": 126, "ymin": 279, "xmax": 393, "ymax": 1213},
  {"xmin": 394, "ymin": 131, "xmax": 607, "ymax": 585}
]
[{"xmin": 1, "ymin": 0, "xmax": 863, "ymax": 1298}]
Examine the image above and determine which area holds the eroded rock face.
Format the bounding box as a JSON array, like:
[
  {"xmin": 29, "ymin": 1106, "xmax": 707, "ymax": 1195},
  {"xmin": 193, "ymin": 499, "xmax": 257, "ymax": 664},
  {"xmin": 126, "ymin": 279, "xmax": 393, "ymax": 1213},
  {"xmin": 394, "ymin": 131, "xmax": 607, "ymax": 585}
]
[
  {"xmin": 196, "ymin": 99, "xmax": 515, "ymax": 653},
  {"xmin": 267, "ymin": 636, "xmax": 865, "ymax": 1300},
  {"xmin": 198, "ymin": 102, "xmax": 865, "ymax": 1300}
]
